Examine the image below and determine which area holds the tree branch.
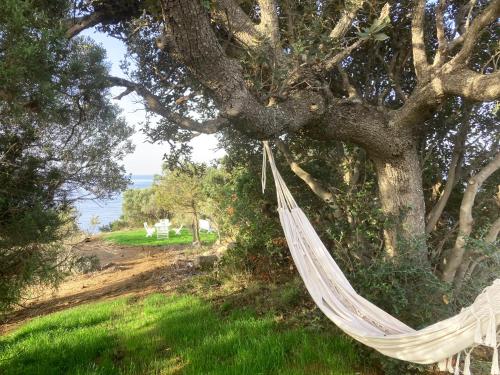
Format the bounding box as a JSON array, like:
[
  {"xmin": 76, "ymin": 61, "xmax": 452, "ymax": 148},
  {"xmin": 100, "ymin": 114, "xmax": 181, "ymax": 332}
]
[
  {"xmin": 442, "ymin": 68, "xmax": 500, "ymax": 101},
  {"xmin": 426, "ymin": 118, "xmax": 469, "ymax": 234},
  {"xmin": 451, "ymin": 0, "xmax": 500, "ymax": 65},
  {"xmin": 432, "ymin": 0, "xmax": 448, "ymax": 67},
  {"xmin": 411, "ymin": 0, "xmax": 430, "ymax": 80},
  {"xmin": 65, "ymin": 11, "xmax": 107, "ymax": 38},
  {"xmin": 442, "ymin": 152, "xmax": 500, "ymax": 282},
  {"xmin": 323, "ymin": 40, "xmax": 364, "ymax": 71},
  {"xmin": 212, "ymin": 0, "xmax": 261, "ymax": 48},
  {"xmin": 323, "ymin": 4, "xmax": 389, "ymax": 71},
  {"xmin": 256, "ymin": 0, "xmax": 281, "ymax": 47},
  {"xmin": 108, "ymin": 76, "xmax": 228, "ymax": 134},
  {"xmin": 454, "ymin": 216, "xmax": 499, "ymax": 289},
  {"xmin": 390, "ymin": 66, "xmax": 499, "ymax": 132},
  {"xmin": 275, "ymin": 140, "xmax": 335, "ymax": 204},
  {"xmin": 329, "ymin": 0, "xmax": 365, "ymax": 40}
]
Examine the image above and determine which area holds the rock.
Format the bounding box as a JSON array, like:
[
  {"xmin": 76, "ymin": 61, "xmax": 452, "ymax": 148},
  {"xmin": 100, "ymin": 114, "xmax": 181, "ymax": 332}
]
[{"xmin": 193, "ymin": 255, "xmax": 218, "ymax": 269}]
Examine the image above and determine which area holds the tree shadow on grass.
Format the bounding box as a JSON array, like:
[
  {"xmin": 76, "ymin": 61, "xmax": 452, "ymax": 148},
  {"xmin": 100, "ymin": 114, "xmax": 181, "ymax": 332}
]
[{"xmin": 0, "ymin": 294, "xmax": 361, "ymax": 375}]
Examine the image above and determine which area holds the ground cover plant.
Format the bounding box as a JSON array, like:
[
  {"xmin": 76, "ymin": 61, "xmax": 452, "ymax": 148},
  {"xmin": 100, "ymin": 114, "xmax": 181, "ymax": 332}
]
[
  {"xmin": 103, "ymin": 228, "xmax": 217, "ymax": 247},
  {"xmin": 0, "ymin": 293, "xmax": 363, "ymax": 375}
]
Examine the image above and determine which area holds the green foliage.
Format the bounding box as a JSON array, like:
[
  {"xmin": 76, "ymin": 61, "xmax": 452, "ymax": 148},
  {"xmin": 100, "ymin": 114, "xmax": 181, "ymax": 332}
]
[
  {"xmin": 121, "ymin": 188, "xmax": 161, "ymax": 226},
  {"xmin": 72, "ymin": 255, "xmax": 101, "ymax": 274},
  {"xmin": 220, "ymin": 166, "xmax": 289, "ymax": 277},
  {"xmin": 356, "ymin": 15, "xmax": 391, "ymax": 41},
  {"xmin": 0, "ymin": 0, "xmax": 133, "ymax": 312},
  {"xmin": 0, "ymin": 293, "xmax": 362, "ymax": 374}
]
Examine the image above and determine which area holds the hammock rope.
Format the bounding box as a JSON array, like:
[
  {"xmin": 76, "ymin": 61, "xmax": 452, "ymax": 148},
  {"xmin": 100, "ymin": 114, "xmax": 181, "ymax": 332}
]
[{"xmin": 262, "ymin": 141, "xmax": 500, "ymax": 374}]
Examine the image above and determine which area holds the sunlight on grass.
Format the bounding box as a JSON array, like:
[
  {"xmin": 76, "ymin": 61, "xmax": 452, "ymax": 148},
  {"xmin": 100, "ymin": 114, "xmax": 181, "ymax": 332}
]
[
  {"xmin": 103, "ymin": 228, "xmax": 217, "ymax": 247},
  {"xmin": 0, "ymin": 294, "xmax": 362, "ymax": 375}
]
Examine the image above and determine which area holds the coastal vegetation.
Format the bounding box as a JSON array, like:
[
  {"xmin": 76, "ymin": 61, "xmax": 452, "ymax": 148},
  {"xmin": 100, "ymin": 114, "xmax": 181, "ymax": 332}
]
[{"xmin": 1, "ymin": 0, "xmax": 499, "ymax": 374}]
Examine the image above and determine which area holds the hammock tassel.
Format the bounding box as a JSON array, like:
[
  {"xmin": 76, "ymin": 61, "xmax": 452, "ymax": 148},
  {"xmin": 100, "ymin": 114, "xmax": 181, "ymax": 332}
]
[
  {"xmin": 484, "ymin": 292, "xmax": 499, "ymax": 375},
  {"xmin": 447, "ymin": 356, "xmax": 455, "ymax": 373},
  {"xmin": 463, "ymin": 349, "xmax": 472, "ymax": 375},
  {"xmin": 454, "ymin": 352, "xmax": 461, "ymax": 375},
  {"xmin": 492, "ymin": 346, "xmax": 499, "ymax": 375},
  {"xmin": 438, "ymin": 359, "xmax": 448, "ymax": 371}
]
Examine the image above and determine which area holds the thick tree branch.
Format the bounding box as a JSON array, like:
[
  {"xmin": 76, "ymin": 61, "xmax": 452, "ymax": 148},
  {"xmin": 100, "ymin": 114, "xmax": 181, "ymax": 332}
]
[
  {"xmin": 65, "ymin": 11, "xmax": 107, "ymax": 38},
  {"xmin": 108, "ymin": 76, "xmax": 228, "ymax": 134},
  {"xmin": 159, "ymin": 0, "xmax": 325, "ymax": 138},
  {"xmin": 213, "ymin": 0, "xmax": 261, "ymax": 48},
  {"xmin": 411, "ymin": 0, "xmax": 430, "ymax": 80},
  {"xmin": 442, "ymin": 68, "xmax": 500, "ymax": 101},
  {"xmin": 442, "ymin": 152, "xmax": 500, "ymax": 282},
  {"xmin": 256, "ymin": 0, "xmax": 281, "ymax": 47},
  {"xmin": 329, "ymin": 0, "xmax": 365, "ymax": 40},
  {"xmin": 390, "ymin": 66, "xmax": 499, "ymax": 132}
]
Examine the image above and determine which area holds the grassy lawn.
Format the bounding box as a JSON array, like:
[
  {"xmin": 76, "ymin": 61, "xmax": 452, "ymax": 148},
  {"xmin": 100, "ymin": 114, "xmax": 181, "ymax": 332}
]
[
  {"xmin": 103, "ymin": 228, "xmax": 217, "ymax": 246},
  {"xmin": 0, "ymin": 294, "xmax": 362, "ymax": 375}
]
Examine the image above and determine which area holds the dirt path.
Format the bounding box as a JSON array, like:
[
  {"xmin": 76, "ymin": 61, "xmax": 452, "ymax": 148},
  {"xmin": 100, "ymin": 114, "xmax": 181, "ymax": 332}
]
[{"xmin": 0, "ymin": 239, "xmax": 200, "ymax": 334}]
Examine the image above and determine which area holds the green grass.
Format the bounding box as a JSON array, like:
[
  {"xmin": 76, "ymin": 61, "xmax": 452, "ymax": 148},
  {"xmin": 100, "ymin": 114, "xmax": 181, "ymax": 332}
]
[
  {"xmin": 0, "ymin": 294, "xmax": 362, "ymax": 375},
  {"xmin": 103, "ymin": 228, "xmax": 217, "ymax": 247}
]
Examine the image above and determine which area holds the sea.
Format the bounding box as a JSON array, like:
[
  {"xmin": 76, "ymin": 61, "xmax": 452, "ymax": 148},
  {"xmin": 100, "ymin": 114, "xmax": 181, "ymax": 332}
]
[{"xmin": 74, "ymin": 175, "xmax": 155, "ymax": 233}]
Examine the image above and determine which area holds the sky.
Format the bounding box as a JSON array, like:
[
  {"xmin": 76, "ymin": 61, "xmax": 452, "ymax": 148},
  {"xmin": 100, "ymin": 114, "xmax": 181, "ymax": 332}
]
[{"xmin": 81, "ymin": 30, "xmax": 225, "ymax": 176}]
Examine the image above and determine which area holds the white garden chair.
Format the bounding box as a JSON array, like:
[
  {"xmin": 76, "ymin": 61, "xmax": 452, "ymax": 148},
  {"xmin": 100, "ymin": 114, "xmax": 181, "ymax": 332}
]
[
  {"xmin": 199, "ymin": 219, "xmax": 212, "ymax": 232},
  {"xmin": 174, "ymin": 224, "xmax": 184, "ymax": 235},
  {"xmin": 155, "ymin": 219, "xmax": 170, "ymax": 239},
  {"xmin": 143, "ymin": 222, "xmax": 155, "ymax": 237}
]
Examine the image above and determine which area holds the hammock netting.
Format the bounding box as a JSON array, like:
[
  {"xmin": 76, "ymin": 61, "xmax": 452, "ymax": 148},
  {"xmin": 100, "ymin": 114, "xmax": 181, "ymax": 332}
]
[{"xmin": 262, "ymin": 141, "xmax": 500, "ymax": 375}]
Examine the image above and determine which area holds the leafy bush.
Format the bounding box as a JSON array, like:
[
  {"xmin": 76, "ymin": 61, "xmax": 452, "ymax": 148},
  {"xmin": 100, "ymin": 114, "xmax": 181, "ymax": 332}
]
[{"xmin": 72, "ymin": 255, "xmax": 101, "ymax": 274}]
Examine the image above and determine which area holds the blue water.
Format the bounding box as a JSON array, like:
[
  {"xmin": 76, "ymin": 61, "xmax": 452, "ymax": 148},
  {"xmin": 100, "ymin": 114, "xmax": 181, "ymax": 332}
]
[{"xmin": 75, "ymin": 175, "xmax": 155, "ymax": 233}]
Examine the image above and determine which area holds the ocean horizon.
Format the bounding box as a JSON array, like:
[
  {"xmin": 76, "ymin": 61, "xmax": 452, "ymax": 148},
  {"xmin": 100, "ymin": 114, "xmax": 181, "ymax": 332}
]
[{"xmin": 75, "ymin": 175, "xmax": 155, "ymax": 233}]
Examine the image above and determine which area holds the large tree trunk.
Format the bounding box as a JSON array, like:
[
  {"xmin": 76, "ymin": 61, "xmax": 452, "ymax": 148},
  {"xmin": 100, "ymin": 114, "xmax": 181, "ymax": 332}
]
[{"xmin": 372, "ymin": 146, "xmax": 427, "ymax": 261}]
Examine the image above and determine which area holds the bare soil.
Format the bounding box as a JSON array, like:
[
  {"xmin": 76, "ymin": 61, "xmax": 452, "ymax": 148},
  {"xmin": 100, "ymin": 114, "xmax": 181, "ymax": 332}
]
[{"xmin": 0, "ymin": 238, "xmax": 201, "ymax": 334}]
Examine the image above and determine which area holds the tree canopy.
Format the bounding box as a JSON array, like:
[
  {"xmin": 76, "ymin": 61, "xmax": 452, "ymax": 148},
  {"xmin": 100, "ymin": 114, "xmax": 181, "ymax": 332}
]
[
  {"xmin": 0, "ymin": 0, "xmax": 133, "ymax": 311},
  {"xmin": 1, "ymin": 0, "xmax": 499, "ymax": 308},
  {"xmin": 59, "ymin": 0, "xmax": 499, "ymax": 285}
]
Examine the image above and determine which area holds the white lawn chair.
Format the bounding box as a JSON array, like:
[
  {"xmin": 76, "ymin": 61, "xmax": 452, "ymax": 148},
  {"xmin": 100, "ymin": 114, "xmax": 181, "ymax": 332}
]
[
  {"xmin": 199, "ymin": 219, "xmax": 212, "ymax": 232},
  {"xmin": 155, "ymin": 219, "xmax": 170, "ymax": 239},
  {"xmin": 144, "ymin": 222, "xmax": 155, "ymax": 237},
  {"xmin": 174, "ymin": 224, "xmax": 184, "ymax": 235}
]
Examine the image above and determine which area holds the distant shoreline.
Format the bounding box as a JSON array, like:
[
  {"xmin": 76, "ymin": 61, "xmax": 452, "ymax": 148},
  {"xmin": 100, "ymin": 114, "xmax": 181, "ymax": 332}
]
[{"xmin": 75, "ymin": 175, "xmax": 155, "ymax": 233}]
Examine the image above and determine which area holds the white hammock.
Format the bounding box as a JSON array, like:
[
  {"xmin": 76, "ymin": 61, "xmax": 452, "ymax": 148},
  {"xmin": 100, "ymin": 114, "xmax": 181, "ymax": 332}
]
[{"xmin": 262, "ymin": 141, "xmax": 500, "ymax": 374}]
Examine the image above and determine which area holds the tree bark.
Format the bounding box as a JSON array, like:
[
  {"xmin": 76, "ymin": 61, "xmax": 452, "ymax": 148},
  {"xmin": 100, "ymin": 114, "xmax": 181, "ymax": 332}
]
[
  {"xmin": 372, "ymin": 146, "xmax": 427, "ymax": 260},
  {"xmin": 191, "ymin": 202, "xmax": 201, "ymax": 246}
]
